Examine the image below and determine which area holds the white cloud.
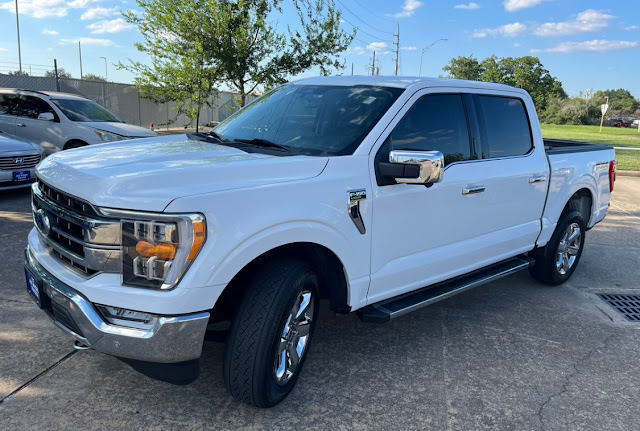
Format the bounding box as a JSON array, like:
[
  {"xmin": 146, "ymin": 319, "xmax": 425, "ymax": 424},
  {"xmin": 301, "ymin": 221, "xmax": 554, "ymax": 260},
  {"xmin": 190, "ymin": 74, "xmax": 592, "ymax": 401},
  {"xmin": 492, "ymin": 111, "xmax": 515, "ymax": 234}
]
[
  {"xmin": 351, "ymin": 46, "xmax": 366, "ymax": 55},
  {"xmin": 625, "ymin": 25, "xmax": 639, "ymax": 31},
  {"xmin": 67, "ymin": 0, "xmax": 99, "ymax": 8},
  {"xmin": 532, "ymin": 40, "xmax": 638, "ymax": 53},
  {"xmin": 454, "ymin": 2, "xmax": 480, "ymax": 10},
  {"xmin": 87, "ymin": 18, "xmax": 134, "ymax": 34},
  {"xmin": 473, "ymin": 22, "xmax": 527, "ymax": 38},
  {"xmin": 0, "ymin": 0, "xmax": 68, "ymax": 18},
  {"xmin": 504, "ymin": 0, "xmax": 553, "ymax": 12},
  {"xmin": 400, "ymin": 46, "xmax": 417, "ymax": 51},
  {"xmin": 61, "ymin": 37, "xmax": 115, "ymax": 46},
  {"xmin": 392, "ymin": 0, "xmax": 422, "ymax": 18},
  {"xmin": 0, "ymin": 47, "xmax": 7, "ymax": 51},
  {"xmin": 367, "ymin": 42, "xmax": 388, "ymax": 51},
  {"xmin": 81, "ymin": 7, "xmax": 117, "ymax": 20},
  {"xmin": 42, "ymin": 29, "xmax": 59, "ymax": 35},
  {"xmin": 533, "ymin": 10, "xmax": 613, "ymax": 37}
]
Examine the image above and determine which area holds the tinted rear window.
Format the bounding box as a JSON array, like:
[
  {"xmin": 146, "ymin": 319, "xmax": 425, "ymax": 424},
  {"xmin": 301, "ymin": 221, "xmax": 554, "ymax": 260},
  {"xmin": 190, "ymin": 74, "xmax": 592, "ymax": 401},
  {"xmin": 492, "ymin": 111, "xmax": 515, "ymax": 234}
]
[{"xmin": 475, "ymin": 96, "xmax": 532, "ymax": 158}]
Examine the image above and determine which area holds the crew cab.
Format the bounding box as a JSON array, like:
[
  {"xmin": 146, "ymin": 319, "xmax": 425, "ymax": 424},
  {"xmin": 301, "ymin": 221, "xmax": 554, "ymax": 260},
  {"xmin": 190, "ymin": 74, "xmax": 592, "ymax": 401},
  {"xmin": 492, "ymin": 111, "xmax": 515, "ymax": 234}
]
[{"xmin": 24, "ymin": 76, "xmax": 616, "ymax": 407}]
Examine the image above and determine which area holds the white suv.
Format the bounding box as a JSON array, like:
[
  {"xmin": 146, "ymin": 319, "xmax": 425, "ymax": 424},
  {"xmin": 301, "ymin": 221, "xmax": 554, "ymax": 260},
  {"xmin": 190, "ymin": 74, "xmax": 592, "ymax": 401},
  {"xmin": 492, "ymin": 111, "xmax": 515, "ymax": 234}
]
[{"xmin": 0, "ymin": 89, "xmax": 157, "ymax": 155}]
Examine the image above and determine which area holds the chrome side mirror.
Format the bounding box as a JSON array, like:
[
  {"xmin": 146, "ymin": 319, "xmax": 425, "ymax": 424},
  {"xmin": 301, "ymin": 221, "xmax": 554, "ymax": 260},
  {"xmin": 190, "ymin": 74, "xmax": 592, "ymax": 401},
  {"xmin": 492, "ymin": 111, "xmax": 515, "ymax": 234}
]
[
  {"xmin": 37, "ymin": 112, "xmax": 55, "ymax": 121},
  {"xmin": 389, "ymin": 150, "xmax": 444, "ymax": 185}
]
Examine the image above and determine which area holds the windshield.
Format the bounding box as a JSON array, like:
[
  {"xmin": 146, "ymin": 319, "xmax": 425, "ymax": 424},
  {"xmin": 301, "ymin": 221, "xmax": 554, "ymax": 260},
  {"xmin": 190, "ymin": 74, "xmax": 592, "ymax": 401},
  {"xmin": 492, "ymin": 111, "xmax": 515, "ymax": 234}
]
[
  {"xmin": 213, "ymin": 84, "xmax": 404, "ymax": 156},
  {"xmin": 52, "ymin": 99, "xmax": 122, "ymax": 122}
]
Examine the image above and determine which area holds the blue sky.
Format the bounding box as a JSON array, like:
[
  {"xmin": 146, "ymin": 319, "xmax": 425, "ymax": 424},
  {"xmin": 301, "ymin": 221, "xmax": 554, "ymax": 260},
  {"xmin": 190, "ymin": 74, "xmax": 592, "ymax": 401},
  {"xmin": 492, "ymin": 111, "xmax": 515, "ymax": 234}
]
[{"xmin": 0, "ymin": 0, "xmax": 638, "ymax": 97}]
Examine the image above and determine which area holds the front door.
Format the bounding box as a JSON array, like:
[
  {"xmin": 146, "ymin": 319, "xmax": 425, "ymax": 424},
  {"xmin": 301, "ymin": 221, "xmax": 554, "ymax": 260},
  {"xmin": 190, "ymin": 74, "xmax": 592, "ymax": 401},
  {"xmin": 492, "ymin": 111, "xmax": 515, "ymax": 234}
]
[
  {"xmin": 0, "ymin": 94, "xmax": 20, "ymax": 135},
  {"xmin": 14, "ymin": 96, "xmax": 63, "ymax": 154},
  {"xmin": 367, "ymin": 90, "xmax": 545, "ymax": 304}
]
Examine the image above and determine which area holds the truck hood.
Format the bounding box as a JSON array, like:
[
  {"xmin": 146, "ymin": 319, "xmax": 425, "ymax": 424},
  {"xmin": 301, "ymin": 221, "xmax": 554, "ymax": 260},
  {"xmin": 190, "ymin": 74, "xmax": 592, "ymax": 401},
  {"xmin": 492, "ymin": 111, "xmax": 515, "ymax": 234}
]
[
  {"xmin": 80, "ymin": 121, "xmax": 158, "ymax": 138},
  {"xmin": 36, "ymin": 135, "xmax": 329, "ymax": 212}
]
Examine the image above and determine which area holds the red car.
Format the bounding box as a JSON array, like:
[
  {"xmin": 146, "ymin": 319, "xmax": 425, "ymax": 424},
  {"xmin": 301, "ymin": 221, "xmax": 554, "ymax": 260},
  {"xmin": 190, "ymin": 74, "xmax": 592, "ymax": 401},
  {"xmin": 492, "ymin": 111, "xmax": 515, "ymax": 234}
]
[{"xmin": 613, "ymin": 120, "xmax": 633, "ymax": 128}]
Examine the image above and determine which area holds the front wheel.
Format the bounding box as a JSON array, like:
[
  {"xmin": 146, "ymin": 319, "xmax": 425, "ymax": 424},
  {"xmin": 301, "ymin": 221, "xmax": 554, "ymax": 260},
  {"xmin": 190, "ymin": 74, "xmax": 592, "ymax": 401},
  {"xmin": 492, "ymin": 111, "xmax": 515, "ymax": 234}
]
[
  {"xmin": 223, "ymin": 259, "xmax": 319, "ymax": 407},
  {"xmin": 529, "ymin": 209, "xmax": 586, "ymax": 285}
]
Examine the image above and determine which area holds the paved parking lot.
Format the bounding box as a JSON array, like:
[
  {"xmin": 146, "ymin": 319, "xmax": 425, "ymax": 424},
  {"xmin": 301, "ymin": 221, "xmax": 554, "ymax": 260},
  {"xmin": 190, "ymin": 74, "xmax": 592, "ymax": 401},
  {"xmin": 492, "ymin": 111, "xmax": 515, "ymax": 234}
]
[{"xmin": 1, "ymin": 177, "xmax": 639, "ymax": 431}]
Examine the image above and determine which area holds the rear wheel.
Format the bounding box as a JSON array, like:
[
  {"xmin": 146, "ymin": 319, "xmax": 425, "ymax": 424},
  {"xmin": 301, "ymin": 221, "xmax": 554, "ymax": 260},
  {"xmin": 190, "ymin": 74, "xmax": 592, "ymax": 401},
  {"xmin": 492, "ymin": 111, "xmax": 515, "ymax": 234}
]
[
  {"xmin": 529, "ymin": 209, "xmax": 586, "ymax": 285},
  {"xmin": 223, "ymin": 259, "xmax": 319, "ymax": 407}
]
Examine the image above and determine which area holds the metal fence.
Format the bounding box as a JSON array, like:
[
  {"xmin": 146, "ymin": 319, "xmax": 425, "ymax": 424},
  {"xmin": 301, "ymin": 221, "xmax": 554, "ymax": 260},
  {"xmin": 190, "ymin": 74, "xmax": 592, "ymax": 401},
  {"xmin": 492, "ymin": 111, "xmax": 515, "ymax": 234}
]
[{"xmin": 0, "ymin": 74, "xmax": 256, "ymax": 129}]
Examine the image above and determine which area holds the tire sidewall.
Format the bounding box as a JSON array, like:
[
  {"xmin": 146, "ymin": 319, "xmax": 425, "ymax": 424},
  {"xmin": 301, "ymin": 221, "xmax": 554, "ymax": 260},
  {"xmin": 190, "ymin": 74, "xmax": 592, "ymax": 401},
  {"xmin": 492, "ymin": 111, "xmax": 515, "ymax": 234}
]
[
  {"xmin": 545, "ymin": 210, "xmax": 586, "ymax": 284},
  {"xmin": 261, "ymin": 269, "xmax": 319, "ymax": 406}
]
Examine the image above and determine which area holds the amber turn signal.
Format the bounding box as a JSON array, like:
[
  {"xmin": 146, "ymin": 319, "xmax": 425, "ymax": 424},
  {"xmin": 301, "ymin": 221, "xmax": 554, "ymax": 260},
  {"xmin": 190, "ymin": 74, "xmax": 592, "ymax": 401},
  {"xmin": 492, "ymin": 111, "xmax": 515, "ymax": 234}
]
[
  {"xmin": 188, "ymin": 220, "xmax": 206, "ymax": 261},
  {"xmin": 136, "ymin": 241, "xmax": 177, "ymax": 260}
]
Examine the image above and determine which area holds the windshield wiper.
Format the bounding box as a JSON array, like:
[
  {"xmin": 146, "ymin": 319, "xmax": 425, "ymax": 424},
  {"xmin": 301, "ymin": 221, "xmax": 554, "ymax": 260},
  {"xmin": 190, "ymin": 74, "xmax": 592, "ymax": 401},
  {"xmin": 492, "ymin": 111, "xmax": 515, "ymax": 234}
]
[
  {"xmin": 232, "ymin": 138, "xmax": 290, "ymax": 152},
  {"xmin": 206, "ymin": 131, "xmax": 230, "ymax": 142}
]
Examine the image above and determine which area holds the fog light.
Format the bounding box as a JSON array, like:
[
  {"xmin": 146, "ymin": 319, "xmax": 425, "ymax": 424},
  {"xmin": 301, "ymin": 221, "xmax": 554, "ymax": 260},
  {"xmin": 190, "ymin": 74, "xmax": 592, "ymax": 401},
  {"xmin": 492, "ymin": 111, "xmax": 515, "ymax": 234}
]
[{"xmin": 96, "ymin": 304, "xmax": 158, "ymax": 330}]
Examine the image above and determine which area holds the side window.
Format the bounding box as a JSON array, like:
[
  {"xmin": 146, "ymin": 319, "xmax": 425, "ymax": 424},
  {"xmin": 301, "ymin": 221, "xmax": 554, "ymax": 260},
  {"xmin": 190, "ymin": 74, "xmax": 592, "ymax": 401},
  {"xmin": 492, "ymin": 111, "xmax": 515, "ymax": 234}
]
[
  {"xmin": 0, "ymin": 94, "xmax": 22, "ymax": 116},
  {"xmin": 475, "ymin": 96, "xmax": 532, "ymax": 158},
  {"xmin": 389, "ymin": 94, "xmax": 473, "ymax": 165},
  {"xmin": 17, "ymin": 96, "xmax": 56, "ymax": 119}
]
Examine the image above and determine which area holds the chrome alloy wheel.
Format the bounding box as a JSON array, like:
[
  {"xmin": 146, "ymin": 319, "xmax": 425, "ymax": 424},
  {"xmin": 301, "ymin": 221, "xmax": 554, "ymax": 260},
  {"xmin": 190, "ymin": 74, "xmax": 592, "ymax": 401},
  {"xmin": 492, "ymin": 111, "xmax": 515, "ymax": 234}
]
[
  {"xmin": 274, "ymin": 290, "xmax": 314, "ymax": 385},
  {"xmin": 556, "ymin": 222, "xmax": 581, "ymax": 275}
]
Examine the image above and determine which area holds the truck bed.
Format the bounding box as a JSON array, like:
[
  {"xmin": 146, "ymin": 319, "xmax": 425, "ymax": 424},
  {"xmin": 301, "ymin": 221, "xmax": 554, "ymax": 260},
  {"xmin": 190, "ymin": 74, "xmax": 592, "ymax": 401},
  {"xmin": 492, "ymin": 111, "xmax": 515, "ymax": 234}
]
[{"xmin": 544, "ymin": 138, "xmax": 613, "ymax": 155}]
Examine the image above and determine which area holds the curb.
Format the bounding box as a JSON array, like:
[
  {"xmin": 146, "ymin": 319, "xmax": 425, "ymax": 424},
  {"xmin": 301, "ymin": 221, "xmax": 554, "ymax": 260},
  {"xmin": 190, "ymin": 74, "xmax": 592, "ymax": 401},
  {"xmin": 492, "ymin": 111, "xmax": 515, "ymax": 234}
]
[{"xmin": 617, "ymin": 170, "xmax": 640, "ymax": 177}]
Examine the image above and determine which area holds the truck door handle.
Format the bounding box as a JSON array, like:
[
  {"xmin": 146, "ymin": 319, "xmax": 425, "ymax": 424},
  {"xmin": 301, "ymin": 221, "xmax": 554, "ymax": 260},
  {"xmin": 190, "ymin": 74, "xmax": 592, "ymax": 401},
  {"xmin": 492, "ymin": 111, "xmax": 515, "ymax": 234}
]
[
  {"xmin": 462, "ymin": 186, "xmax": 485, "ymax": 195},
  {"xmin": 17, "ymin": 123, "xmax": 26, "ymax": 127},
  {"xmin": 529, "ymin": 176, "xmax": 547, "ymax": 183}
]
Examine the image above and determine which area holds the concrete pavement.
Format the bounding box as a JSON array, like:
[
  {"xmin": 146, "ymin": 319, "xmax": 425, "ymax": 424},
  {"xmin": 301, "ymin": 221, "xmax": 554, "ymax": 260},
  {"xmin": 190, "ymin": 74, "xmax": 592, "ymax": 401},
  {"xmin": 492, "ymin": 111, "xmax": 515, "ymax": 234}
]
[{"xmin": 1, "ymin": 178, "xmax": 639, "ymax": 430}]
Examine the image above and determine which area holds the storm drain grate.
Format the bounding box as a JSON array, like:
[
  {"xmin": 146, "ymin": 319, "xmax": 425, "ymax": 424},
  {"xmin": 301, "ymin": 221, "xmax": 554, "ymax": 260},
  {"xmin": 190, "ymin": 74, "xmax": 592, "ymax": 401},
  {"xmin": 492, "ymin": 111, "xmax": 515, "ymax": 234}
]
[{"xmin": 598, "ymin": 294, "xmax": 640, "ymax": 322}]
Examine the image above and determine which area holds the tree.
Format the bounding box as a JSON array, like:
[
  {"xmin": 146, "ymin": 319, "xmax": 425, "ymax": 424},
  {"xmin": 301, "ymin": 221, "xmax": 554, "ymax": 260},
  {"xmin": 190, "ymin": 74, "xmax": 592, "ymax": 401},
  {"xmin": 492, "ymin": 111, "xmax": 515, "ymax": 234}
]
[
  {"xmin": 83, "ymin": 73, "xmax": 107, "ymax": 82},
  {"xmin": 121, "ymin": 0, "xmax": 353, "ymax": 130},
  {"xmin": 8, "ymin": 70, "xmax": 29, "ymax": 76},
  {"xmin": 442, "ymin": 55, "xmax": 482, "ymax": 81},
  {"xmin": 444, "ymin": 55, "xmax": 565, "ymax": 111},
  {"xmin": 45, "ymin": 68, "xmax": 72, "ymax": 78},
  {"xmin": 593, "ymin": 89, "xmax": 639, "ymax": 116}
]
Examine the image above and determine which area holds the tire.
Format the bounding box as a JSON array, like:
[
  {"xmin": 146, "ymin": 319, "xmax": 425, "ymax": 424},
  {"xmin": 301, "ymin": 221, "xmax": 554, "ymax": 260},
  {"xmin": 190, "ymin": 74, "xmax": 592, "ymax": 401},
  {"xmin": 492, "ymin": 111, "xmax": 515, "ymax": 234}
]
[
  {"xmin": 64, "ymin": 140, "xmax": 88, "ymax": 150},
  {"xmin": 529, "ymin": 209, "xmax": 586, "ymax": 285},
  {"xmin": 223, "ymin": 259, "xmax": 320, "ymax": 407}
]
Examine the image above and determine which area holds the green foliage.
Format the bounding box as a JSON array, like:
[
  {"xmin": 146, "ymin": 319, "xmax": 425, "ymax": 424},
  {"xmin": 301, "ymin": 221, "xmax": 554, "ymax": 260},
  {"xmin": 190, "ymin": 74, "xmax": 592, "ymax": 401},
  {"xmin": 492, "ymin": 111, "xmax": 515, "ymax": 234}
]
[
  {"xmin": 442, "ymin": 55, "xmax": 482, "ymax": 81},
  {"xmin": 44, "ymin": 68, "xmax": 72, "ymax": 78},
  {"xmin": 593, "ymin": 89, "xmax": 639, "ymax": 116},
  {"xmin": 83, "ymin": 73, "xmax": 107, "ymax": 82},
  {"xmin": 120, "ymin": 0, "xmax": 353, "ymax": 121},
  {"xmin": 8, "ymin": 70, "xmax": 29, "ymax": 76},
  {"xmin": 443, "ymin": 55, "xmax": 565, "ymax": 111}
]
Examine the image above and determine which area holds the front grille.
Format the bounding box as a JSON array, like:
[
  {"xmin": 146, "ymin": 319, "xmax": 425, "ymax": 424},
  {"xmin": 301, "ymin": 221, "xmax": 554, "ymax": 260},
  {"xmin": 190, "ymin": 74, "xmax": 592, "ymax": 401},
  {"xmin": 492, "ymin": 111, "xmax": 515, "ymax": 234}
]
[
  {"xmin": 39, "ymin": 181, "xmax": 98, "ymax": 218},
  {"xmin": 0, "ymin": 154, "xmax": 41, "ymax": 170},
  {"xmin": 32, "ymin": 181, "xmax": 121, "ymax": 276}
]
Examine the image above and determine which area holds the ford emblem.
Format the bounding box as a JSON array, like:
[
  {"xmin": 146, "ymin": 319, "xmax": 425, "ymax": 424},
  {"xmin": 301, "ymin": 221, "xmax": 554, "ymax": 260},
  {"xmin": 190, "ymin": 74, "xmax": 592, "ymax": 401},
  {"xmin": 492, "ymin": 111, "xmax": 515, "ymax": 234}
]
[{"xmin": 34, "ymin": 209, "xmax": 51, "ymax": 236}]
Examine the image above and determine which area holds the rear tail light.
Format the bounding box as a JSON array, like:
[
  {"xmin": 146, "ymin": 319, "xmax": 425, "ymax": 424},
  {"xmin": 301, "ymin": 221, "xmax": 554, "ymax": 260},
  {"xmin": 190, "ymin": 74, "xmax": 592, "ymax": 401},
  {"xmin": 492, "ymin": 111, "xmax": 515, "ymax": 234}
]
[{"xmin": 609, "ymin": 160, "xmax": 617, "ymax": 193}]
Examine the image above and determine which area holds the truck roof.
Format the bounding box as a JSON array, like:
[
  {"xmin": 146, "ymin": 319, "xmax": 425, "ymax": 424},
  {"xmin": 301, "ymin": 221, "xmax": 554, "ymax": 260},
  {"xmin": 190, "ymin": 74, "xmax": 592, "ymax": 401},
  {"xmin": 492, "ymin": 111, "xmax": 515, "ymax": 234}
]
[{"xmin": 293, "ymin": 75, "xmax": 523, "ymax": 94}]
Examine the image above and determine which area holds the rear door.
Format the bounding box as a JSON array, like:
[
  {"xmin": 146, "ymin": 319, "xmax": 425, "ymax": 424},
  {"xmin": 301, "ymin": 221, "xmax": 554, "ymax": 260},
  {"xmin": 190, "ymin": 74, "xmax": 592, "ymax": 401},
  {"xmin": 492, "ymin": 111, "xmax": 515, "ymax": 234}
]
[
  {"xmin": 469, "ymin": 93, "xmax": 549, "ymax": 253},
  {"xmin": 0, "ymin": 94, "xmax": 21, "ymax": 135},
  {"xmin": 14, "ymin": 96, "xmax": 63, "ymax": 154}
]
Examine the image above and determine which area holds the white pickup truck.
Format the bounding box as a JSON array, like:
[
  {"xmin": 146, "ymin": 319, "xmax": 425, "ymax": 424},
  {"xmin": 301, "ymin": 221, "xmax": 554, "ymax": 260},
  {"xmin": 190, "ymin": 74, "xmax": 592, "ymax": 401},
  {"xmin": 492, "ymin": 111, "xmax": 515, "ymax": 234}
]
[{"xmin": 24, "ymin": 76, "xmax": 617, "ymax": 407}]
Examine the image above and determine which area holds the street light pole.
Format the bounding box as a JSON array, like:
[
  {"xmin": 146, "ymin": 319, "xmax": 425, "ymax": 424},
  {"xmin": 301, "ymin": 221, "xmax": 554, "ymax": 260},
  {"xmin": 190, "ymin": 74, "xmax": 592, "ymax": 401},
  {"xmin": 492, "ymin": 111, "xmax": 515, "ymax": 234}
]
[
  {"xmin": 99, "ymin": 56, "xmax": 108, "ymax": 81},
  {"xmin": 15, "ymin": 0, "xmax": 22, "ymax": 74},
  {"xmin": 418, "ymin": 38, "xmax": 447, "ymax": 77}
]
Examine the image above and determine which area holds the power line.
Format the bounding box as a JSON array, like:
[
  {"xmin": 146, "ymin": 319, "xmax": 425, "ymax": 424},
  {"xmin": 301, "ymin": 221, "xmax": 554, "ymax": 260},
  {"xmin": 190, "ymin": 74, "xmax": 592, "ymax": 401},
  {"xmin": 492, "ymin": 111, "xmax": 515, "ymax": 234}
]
[
  {"xmin": 341, "ymin": 16, "xmax": 394, "ymax": 43},
  {"xmin": 346, "ymin": 0, "xmax": 396, "ymax": 23},
  {"xmin": 335, "ymin": 0, "xmax": 394, "ymax": 35}
]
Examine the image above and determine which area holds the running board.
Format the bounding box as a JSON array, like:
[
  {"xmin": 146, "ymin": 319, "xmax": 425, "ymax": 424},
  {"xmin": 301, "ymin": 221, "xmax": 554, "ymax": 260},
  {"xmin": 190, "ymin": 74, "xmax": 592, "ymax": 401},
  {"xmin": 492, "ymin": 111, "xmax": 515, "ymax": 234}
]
[{"xmin": 357, "ymin": 255, "xmax": 534, "ymax": 323}]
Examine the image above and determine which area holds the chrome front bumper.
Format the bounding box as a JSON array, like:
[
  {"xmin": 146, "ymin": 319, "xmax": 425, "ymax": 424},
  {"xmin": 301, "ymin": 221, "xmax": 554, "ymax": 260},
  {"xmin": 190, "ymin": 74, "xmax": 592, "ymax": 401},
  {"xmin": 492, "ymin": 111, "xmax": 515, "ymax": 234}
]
[{"xmin": 25, "ymin": 246, "xmax": 210, "ymax": 363}]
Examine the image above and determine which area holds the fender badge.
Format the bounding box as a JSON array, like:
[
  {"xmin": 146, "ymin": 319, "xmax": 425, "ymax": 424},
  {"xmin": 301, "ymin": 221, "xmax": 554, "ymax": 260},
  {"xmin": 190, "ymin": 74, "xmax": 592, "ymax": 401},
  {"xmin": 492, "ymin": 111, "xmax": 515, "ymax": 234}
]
[
  {"xmin": 348, "ymin": 189, "xmax": 366, "ymax": 202},
  {"xmin": 347, "ymin": 189, "xmax": 367, "ymax": 235}
]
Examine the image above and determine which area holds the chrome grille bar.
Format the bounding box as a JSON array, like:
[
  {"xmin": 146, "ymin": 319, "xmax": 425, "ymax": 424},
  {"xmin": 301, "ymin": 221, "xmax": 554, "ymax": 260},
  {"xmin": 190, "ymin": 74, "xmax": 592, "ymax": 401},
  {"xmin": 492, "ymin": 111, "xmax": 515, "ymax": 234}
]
[{"xmin": 32, "ymin": 182, "xmax": 121, "ymax": 276}]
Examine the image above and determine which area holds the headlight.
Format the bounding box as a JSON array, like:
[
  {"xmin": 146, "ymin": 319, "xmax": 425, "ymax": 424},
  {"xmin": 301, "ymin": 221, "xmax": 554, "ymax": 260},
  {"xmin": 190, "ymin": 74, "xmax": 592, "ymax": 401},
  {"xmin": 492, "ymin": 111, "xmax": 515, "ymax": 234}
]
[
  {"xmin": 99, "ymin": 209, "xmax": 206, "ymax": 290},
  {"xmin": 95, "ymin": 129, "xmax": 126, "ymax": 142}
]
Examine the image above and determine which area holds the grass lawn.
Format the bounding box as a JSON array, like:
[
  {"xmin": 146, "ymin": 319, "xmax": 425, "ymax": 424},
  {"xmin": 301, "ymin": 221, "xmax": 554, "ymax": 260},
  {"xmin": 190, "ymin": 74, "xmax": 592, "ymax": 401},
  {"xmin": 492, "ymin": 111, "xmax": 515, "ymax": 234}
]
[{"xmin": 540, "ymin": 123, "xmax": 640, "ymax": 171}]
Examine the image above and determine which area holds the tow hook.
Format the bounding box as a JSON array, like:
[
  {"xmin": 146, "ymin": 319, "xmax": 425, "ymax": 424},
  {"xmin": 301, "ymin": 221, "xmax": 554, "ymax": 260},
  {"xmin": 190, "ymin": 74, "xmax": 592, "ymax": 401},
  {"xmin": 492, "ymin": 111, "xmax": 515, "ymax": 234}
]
[{"xmin": 73, "ymin": 340, "xmax": 90, "ymax": 351}]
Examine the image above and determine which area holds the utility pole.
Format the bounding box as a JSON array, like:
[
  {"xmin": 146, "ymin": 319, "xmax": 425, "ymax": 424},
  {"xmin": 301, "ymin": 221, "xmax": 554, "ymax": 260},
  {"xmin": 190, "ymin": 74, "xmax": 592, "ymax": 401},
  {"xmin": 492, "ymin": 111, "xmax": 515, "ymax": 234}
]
[
  {"xmin": 78, "ymin": 41, "xmax": 83, "ymax": 79},
  {"xmin": 99, "ymin": 56, "xmax": 108, "ymax": 81},
  {"xmin": 369, "ymin": 51, "xmax": 377, "ymax": 76},
  {"xmin": 15, "ymin": 0, "xmax": 22, "ymax": 73},
  {"xmin": 54, "ymin": 59, "xmax": 60, "ymax": 91},
  {"xmin": 393, "ymin": 23, "xmax": 400, "ymax": 76},
  {"xmin": 351, "ymin": 63, "xmax": 354, "ymax": 76}
]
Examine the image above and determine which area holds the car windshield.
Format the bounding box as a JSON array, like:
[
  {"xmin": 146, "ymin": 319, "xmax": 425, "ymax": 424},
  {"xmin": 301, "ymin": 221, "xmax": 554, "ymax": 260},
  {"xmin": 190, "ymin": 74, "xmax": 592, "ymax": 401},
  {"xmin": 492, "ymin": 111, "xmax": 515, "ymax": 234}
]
[
  {"xmin": 213, "ymin": 84, "xmax": 404, "ymax": 156},
  {"xmin": 52, "ymin": 99, "xmax": 122, "ymax": 122}
]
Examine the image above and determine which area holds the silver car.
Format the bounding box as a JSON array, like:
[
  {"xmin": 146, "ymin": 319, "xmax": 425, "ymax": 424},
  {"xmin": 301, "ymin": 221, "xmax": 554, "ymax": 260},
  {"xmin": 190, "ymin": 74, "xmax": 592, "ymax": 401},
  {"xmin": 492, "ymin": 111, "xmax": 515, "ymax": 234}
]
[{"xmin": 0, "ymin": 131, "xmax": 44, "ymax": 191}]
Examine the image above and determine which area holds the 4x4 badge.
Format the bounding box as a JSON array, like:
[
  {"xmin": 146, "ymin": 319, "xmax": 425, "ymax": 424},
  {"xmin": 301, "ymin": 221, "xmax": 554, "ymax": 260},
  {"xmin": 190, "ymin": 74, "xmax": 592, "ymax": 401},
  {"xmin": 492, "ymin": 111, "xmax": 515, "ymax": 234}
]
[{"xmin": 347, "ymin": 189, "xmax": 366, "ymax": 234}]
